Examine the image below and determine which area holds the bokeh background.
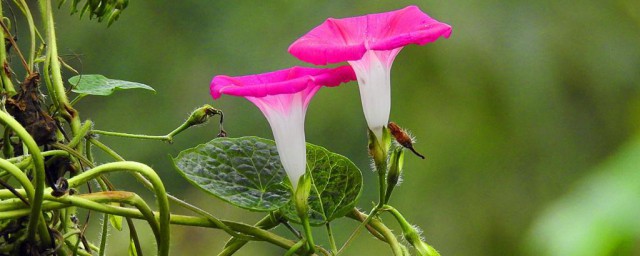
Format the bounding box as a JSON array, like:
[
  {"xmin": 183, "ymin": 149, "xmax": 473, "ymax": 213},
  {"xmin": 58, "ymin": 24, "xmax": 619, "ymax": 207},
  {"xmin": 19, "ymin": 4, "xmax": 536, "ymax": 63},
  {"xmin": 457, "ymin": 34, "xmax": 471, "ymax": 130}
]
[{"xmin": 16, "ymin": 0, "xmax": 640, "ymax": 255}]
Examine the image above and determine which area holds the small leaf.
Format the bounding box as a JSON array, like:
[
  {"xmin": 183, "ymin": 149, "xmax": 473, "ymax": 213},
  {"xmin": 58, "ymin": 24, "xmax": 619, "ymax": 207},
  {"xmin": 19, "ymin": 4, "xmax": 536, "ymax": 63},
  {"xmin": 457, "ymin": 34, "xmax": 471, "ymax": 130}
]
[
  {"xmin": 108, "ymin": 209, "xmax": 123, "ymax": 231},
  {"xmin": 282, "ymin": 143, "xmax": 363, "ymax": 226},
  {"xmin": 69, "ymin": 74, "xmax": 155, "ymax": 96},
  {"xmin": 172, "ymin": 137, "xmax": 292, "ymax": 211},
  {"xmin": 128, "ymin": 238, "xmax": 138, "ymax": 256}
]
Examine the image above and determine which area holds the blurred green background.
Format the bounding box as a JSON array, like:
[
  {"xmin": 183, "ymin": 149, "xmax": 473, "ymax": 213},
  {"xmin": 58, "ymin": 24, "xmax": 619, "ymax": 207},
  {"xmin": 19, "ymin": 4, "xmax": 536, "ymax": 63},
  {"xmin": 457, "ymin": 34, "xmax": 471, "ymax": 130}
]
[{"xmin": 19, "ymin": 0, "xmax": 640, "ymax": 255}]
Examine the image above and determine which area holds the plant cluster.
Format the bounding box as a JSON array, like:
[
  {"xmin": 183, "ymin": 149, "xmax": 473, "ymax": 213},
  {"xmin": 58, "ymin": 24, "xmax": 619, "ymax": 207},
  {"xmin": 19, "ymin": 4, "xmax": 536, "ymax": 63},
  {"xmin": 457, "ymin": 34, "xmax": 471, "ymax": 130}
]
[{"xmin": 0, "ymin": 2, "xmax": 451, "ymax": 255}]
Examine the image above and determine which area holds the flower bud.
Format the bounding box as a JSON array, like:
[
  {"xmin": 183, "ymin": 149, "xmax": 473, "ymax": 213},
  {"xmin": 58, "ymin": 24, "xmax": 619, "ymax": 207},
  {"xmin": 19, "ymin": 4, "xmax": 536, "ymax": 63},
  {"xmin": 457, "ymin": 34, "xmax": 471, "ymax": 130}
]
[
  {"xmin": 384, "ymin": 147, "xmax": 404, "ymax": 203},
  {"xmin": 186, "ymin": 104, "xmax": 222, "ymax": 127},
  {"xmin": 387, "ymin": 148, "xmax": 404, "ymax": 188}
]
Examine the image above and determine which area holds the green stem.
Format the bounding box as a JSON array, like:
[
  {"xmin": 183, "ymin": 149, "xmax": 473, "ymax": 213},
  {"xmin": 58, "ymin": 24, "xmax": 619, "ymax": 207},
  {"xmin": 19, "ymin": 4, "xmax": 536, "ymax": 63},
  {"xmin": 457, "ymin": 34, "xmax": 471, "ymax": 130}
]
[
  {"xmin": 42, "ymin": 0, "xmax": 81, "ymax": 133},
  {"xmin": 219, "ymin": 213, "xmax": 281, "ymax": 256},
  {"xmin": 91, "ymin": 130, "xmax": 170, "ymax": 142},
  {"xmin": 0, "ymin": 4, "xmax": 15, "ymax": 95},
  {"xmin": 346, "ymin": 209, "xmax": 403, "ymax": 256},
  {"xmin": 3, "ymin": 126, "xmax": 13, "ymax": 158},
  {"xmin": 0, "ymin": 191, "xmax": 160, "ymax": 253},
  {"xmin": 0, "ymin": 158, "xmax": 35, "ymax": 201},
  {"xmin": 383, "ymin": 205, "xmax": 439, "ymax": 256},
  {"xmin": 69, "ymin": 162, "xmax": 170, "ymax": 256},
  {"xmin": 98, "ymin": 214, "xmax": 109, "ymax": 256},
  {"xmin": 336, "ymin": 207, "xmax": 380, "ymax": 255},
  {"xmin": 68, "ymin": 120, "xmax": 93, "ymax": 148},
  {"xmin": 88, "ymin": 137, "xmax": 253, "ymax": 240},
  {"xmin": 16, "ymin": 0, "xmax": 36, "ymax": 70},
  {"xmin": 126, "ymin": 216, "xmax": 144, "ymax": 256},
  {"xmin": 0, "ymin": 111, "xmax": 51, "ymax": 245},
  {"xmin": 88, "ymin": 137, "xmax": 124, "ymax": 160},
  {"xmin": 326, "ymin": 223, "xmax": 338, "ymax": 255},
  {"xmin": 0, "ymin": 198, "xmax": 325, "ymax": 256},
  {"xmin": 285, "ymin": 239, "xmax": 306, "ymax": 256},
  {"xmin": 368, "ymin": 128, "xmax": 390, "ymax": 208}
]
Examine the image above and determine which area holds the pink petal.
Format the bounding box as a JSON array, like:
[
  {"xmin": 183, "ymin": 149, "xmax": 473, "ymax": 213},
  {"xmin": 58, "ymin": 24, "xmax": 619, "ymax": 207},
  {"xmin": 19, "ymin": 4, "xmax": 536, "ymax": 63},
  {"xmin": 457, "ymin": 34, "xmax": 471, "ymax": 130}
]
[
  {"xmin": 288, "ymin": 5, "xmax": 452, "ymax": 65},
  {"xmin": 210, "ymin": 66, "xmax": 355, "ymax": 99}
]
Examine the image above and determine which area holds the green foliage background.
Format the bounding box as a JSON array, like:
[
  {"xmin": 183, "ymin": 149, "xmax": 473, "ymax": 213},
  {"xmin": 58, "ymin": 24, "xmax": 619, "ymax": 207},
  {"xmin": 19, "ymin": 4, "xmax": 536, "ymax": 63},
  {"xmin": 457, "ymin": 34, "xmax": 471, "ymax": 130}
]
[{"xmin": 19, "ymin": 0, "xmax": 638, "ymax": 255}]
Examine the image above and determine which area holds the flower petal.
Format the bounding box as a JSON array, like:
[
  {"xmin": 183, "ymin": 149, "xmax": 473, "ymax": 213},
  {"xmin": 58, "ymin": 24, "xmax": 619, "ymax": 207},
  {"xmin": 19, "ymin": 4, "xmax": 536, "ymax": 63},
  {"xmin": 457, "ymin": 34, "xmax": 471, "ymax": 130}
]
[
  {"xmin": 210, "ymin": 65, "xmax": 356, "ymax": 190},
  {"xmin": 288, "ymin": 5, "xmax": 452, "ymax": 65}
]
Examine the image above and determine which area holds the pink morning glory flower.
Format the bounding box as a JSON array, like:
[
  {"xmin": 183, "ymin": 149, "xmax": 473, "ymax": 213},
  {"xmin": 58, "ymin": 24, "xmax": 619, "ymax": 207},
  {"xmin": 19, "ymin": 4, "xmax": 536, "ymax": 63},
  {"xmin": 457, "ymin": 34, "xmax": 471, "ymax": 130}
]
[
  {"xmin": 210, "ymin": 66, "xmax": 355, "ymax": 189},
  {"xmin": 288, "ymin": 6, "xmax": 452, "ymax": 140}
]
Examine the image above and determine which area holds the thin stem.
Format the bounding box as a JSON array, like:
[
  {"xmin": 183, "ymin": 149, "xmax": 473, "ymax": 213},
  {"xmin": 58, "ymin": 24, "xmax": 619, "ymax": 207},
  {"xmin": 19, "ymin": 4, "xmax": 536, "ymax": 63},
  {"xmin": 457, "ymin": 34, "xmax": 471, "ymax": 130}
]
[
  {"xmin": 301, "ymin": 216, "xmax": 315, "ymax": 253},
  {"xmin": 69, "ymin": 94, "xmax": 86, "ymax": 106},
  {"xmin": 326, "ymin": 223, "xmax": 338, "ymax": 255},
  {"xmin": 88, "ymin": 137, "xmax": 124, "ymax": 160},
  {"xmin": 0, "ymin": 18, "xmax": 29, "ymax": 73},
  {"xmin": 0, "ymin": 158, "xmax": 35, "ymax": 201},
  {"xmin": 0, "ymin": 3, "xmax": 15, "ymax": 95},
  {"xmin": 346, "ymin": 208, "xmax": 386, "ymax": 242},
  {"xmin": 0, "ymin": 179, "xmax": 29, "ymax": 206},
  {"xmin": 219, "ymin": 213, "xmax": 281, "ymax": 256},
  {"xmin": 0, "ymin": 111, "xmax": 51, "ymax": 245},
  {"xmin": 90, "ymin": 104, "xmax": 223, "ymax": 143},
  {"xmin": 16, "ymin": 0, "xmax": 36, "ymax": 70},
  {"xmin": 91, "ymin": 130, "xmax": 170, "ymax": 142},
  {"xmin": 126, "ymin": 216, "xmax": 145, "ymax": 256},
  {"xmin": 382, "ymin": 205, "xmax": 439, "ymax": 256},
  {"xmin": 336, "ymin": 207, "xmax": 379, "ymax": 255},
  {"xmin": 3, "ymin": 129, "xmax": 13, "ymax": 158},
  {"xmin": 68, "ymin": 120, "xmax": 93, "ymax": 148},
  {"xmin": 98, "ymin": 213, "xmax": 109, "ymax": 256},
  {"xmin": 346, "ymin": 208, "xmax": 403, "ymax": 256},
  {"xmin": 285, "ymin": 239, "xmax": 306, "ymax": 256}
]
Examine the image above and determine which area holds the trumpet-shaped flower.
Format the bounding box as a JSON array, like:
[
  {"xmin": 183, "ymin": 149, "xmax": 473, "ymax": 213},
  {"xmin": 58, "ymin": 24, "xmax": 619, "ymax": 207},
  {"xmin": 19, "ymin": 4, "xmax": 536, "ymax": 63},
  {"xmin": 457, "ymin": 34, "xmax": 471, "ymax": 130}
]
[
  {"xmin": 288, "ymin": 5, "xmax": 452, "ymax": 140},
  {"xmin": 210, "ymin": 66, "xmax": 355, "ymax": 189}
]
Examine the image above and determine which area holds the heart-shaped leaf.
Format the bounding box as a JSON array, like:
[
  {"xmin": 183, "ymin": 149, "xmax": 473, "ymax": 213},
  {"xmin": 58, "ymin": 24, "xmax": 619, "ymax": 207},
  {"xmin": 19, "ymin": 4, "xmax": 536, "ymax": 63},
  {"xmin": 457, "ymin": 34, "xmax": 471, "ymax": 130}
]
[
  {"xmin": 172, "ymin": 137, "xmax": 291, "ymax": 211},
  {"xmin": 282, "ymin": 143, "xmax": 363, "ymax": 226},
  {"xmin": 69, "ymin": 74, "xmax": 155, "ymax": 96}
]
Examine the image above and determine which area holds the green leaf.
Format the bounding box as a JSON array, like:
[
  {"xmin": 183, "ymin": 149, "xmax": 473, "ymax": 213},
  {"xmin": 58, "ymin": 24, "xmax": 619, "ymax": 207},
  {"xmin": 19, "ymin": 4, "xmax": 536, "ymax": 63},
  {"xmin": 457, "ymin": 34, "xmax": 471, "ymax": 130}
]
[
  {"xmin": 128, "ymin": 238, "xmax": 138, "ymax": 256},
  {"xmin": 172, "ymin": 136, "xmax": 292, "ymax": 211},
  {"xmin": 108, "ymin": 210, "xmax": 123, "ymax": 231},
  {"xmin": 282, "ymin": 143, "xmax": 363, "ymax": 226},
  {"xmin": 69, "ymin": 74, "xmax": 155, "ymax": 96}
]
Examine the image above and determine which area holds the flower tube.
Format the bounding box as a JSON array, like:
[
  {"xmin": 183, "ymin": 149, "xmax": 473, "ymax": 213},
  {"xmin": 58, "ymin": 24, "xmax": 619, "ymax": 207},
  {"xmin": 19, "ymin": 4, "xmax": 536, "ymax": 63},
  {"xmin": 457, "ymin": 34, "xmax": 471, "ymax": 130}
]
[
  {"xmin": 210, "ymin": 66, "xmax": 355, "ymax": 189},
  {"xmin": 288, "ymin": 5, "xmax": 452, "ymax": 140}
]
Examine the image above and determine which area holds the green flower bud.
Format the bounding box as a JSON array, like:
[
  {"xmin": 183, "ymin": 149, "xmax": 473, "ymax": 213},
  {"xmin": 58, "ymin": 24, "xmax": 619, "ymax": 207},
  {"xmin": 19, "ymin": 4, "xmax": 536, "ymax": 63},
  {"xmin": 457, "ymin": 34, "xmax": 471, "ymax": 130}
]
[
  {"xmin": 186, "ymin": 104, "xmax": 221, "ymax": 127},
  {"xmin": 384, "ymin": 147, "xmax": 404, "ymax": 203}
]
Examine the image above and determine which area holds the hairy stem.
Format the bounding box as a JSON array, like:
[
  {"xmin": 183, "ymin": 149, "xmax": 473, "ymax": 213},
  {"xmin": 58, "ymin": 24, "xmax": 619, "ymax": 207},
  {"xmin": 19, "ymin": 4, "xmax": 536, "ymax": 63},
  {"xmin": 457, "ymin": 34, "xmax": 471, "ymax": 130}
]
[
  {"xmin": 15, "ymin": 0, "xmax": 37, "ymax": 70},
  {"xmin": 346, "ymin": 208, "xmax": 403, "ymax": 256},
  {"xmin": 41, "ymin": 0, "xmax": 81, "ymax": 133},
  {"xmin": 383, "ymin": 205, "xmax": 439, "ymax": 256}
]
